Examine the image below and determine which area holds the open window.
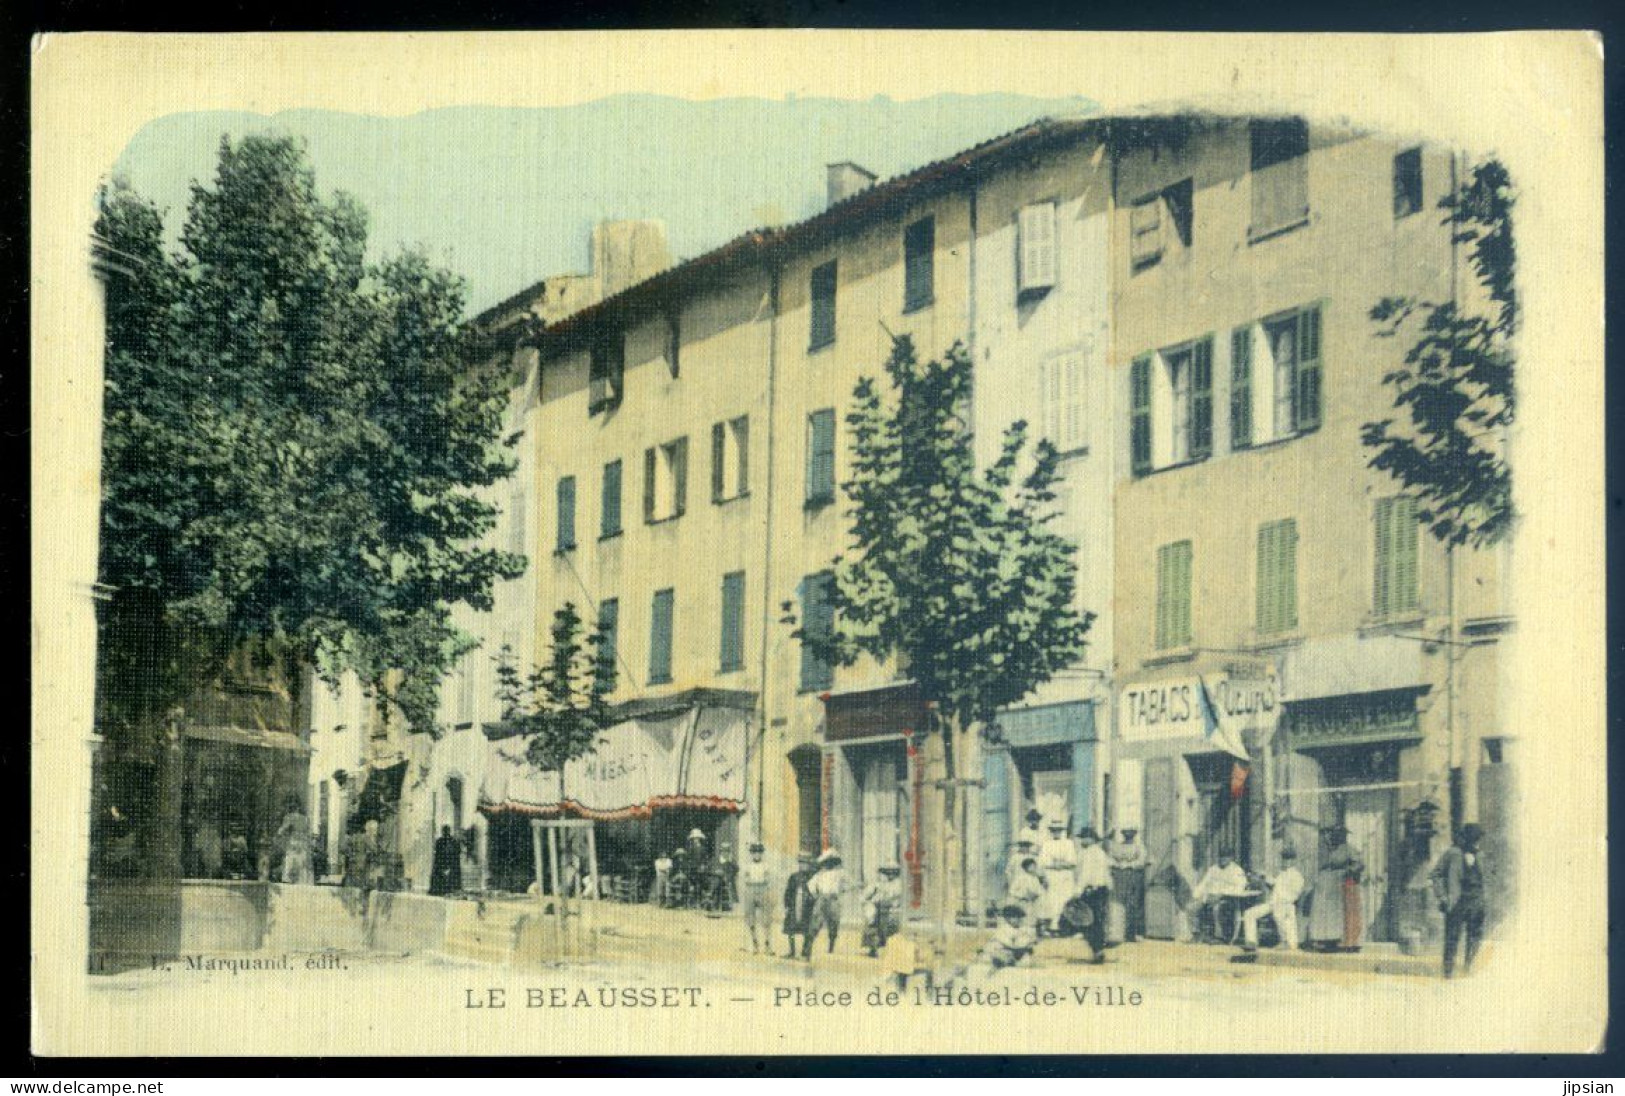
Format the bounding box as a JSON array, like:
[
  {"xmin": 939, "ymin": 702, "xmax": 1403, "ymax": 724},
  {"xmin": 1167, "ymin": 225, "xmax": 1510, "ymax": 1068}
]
[
  {"xmin": 588, "ymin": 331, "xmax": 624, "ymax": 414},
  {"xmin": 1230, "ymin": 303, "xmax": 1322, "ymax": 450},
  {"xmin": 1130, "ymin": 177, "xmax": 1193, "ymax": 272},
  {"xmin": 643, "ymin": 436, "xmax": 688, "ymax": 523},
  {"xmin": 1130, "ymin": 336, "xmax": 1213, "ymax": 476}
]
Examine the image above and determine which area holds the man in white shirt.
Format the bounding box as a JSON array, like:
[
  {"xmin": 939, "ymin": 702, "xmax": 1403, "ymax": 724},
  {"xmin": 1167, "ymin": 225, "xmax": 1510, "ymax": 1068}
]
[
  {"xmin": 739, "ymin": 843, "xmax": 772, "ymax": 954},
  {"xmin": 804, "ymin": 849, "xmax": 846, "ymax": 957},
  {"xmin": 1242, "ymin": 846, "xmax": 1305, "ymax": 951},
  {"xmin": 1190, "ymin": 853, "xmax": 1252, "ymax": 942},
  {"xmin": 1071, "ymin": 827, "xmax": 1113, "ymax": 963}
]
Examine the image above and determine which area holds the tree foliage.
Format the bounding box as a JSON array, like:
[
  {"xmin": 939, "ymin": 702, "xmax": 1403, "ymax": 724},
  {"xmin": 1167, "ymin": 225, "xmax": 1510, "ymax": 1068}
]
[
  {"xmin": 1364, "ymin": 157, "xmax": 1517, "ymax": 548},
  {"xmin": 805, "ymin": 336, "xmax": 1093, "ymax": 736},
  {"xmin": 494, "ymin": 603, "xmax": 616, "ymax": 773},
  {"xmin": 95, "ymin": 135, "xmax": 525, "ymax": 736}
]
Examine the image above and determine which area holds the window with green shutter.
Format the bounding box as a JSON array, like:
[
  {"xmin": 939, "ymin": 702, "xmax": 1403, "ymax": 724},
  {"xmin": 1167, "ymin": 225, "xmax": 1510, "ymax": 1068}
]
[
  {"xmin": 1256, "ymin": 519, "xmax": 1298, "ymax": 635},
  {"xmin": 1130, "ymin": 356, "xmax": 1152, "ymax": 476},
  {"xmin": 1190, "ymin": 338, "xmax": 1213, "ymax": 460},
  {"xmin": 601, "ymin": 459, "xmax": 622, "ymax": 539},
  {"xmin": 1155, "ymin": 540, "xmax": 1193, "ymax": 650},
  {"xmin": 1295, "ymin": 304, "xmax": 1322, "ymax": 432},
  {"xmin": 903, "ymin": 217, "xmax": 934, "ymax": 313},
  {"xmin": 596, "ymin": 598, "xmax": 619, "ymax": 694},
  {"xmin": 649, "ymin": 588, "xmax": 675, "ymax": 685},
  {"xmin": 1230, "ymin": 326, "xmax": 1253, "ymax": 450},
  {"xmin": 556, "ymin": 475, "xmax": 576, "ymax": 553},
  {"xmin": 799, "ymin": 572, "xmax": 834, "ymax": 692},
  {"xmin": 806, "ymin": 409, "xmax": 836, "ymax": 507},
  {"xmin": 1374, "ymin": 496, "xmax": 1419, "ymax": 618},
  {"xmin": 810, "ymin": 261, "xmax": 837, "ymax": 350},
  {"xmin": 720, "ymin": 571, "xmax": 745, "ymax": 673}
]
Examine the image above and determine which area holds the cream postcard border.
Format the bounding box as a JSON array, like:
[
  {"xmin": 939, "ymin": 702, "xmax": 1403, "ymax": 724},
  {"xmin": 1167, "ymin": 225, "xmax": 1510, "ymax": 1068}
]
[{"xmin": 31, "ymin": 31, "xmax": 1606, "ymax": 1055}]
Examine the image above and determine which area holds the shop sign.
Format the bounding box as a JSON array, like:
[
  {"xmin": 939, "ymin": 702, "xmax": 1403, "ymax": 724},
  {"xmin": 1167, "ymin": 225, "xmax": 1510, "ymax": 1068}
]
[
  {"xmin": 1287, "ymin": 690, "xmax": 1421, "ymax": 747},
  {"xmin": 1118, "ymin": 673, "xmax": 1281, "ymax": 750}
]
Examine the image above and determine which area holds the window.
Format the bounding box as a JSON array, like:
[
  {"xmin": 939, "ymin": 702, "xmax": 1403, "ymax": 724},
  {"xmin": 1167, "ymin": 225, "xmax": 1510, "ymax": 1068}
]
[
  {"xmin": 1374, "ymin": 496, "xmax": 1420, "ymax": 619},
  {"xmin": 799, "ymin": 572, "xmax": 834, "ymax": 692},
  {"xmin": 719, "ymin": 571, "xmax": 746, "ymax": 673},
  {"xmin": 810, "ymin": 261, "xmax": 837, "ymax": 351},
  {"xmin": 1230, "ymin": 304, "xmax": 1322, "ymax": 449},
  {"xmin": 1129, "ymin": 337, "xmax": 1212, "ymax": 476},
  {"xmin": 600, "ymin": 459, "xmax": 623, "ymax": 539},
  {"xmin": 1256, "ymin": 519, "xmax": 1299, "ymax": 636},
  {"xmin": 555, "ymin": 475, "xmax": 576, "ymax": 553},
  {"xmin": 1017, "ymin": 201, "xmax": 1057, "ymax": 295},
  {"xmin": 649, "ymin": 588, "xmax": 674, "ymax": 686},
  {"xmin": 903, "ymin": 216, "xmax": 935, "ymax": 312},
  {"xmin": 508, "ymin": 487, "xmax": 527, "ymax": 556},
  {"xmin": 596, "ymin": 598, "xmax": 619, "ymax": 694},
  {"xmin": 665, "ymin": 313, "xmax": 681, "ymax": 378},
  {"xmin": 711, "ymin": 416, "xmax": 750, "ymax": 503},
  {"xmin": 588, "ymin": 332, "xmax": 624, "ymax": 414},
  {"xmin": 1249, "ymin": 117, "xmax": 1310, "ymax": 240},
  {"xmin": 1130, "ymin": 178, "xmax": 1193, "ymax": 271},
  {"xmin": 1155, "ymin": 540, "xmax": 1193, "ymax": 651},
  {"xmin": 1393, "ymin": 147, "xmax": 1423, "ymax": 219},
  {"xmin": 805, "ymin": 409, "xmax": 836, "ymax": 507},
  {"xmin": 1042, "ymin": 349, "xmax": 1087, "ymax": 454},
  {"xmin": 643, "ymin": 436, "xmax": 688, "ymax": 523}
]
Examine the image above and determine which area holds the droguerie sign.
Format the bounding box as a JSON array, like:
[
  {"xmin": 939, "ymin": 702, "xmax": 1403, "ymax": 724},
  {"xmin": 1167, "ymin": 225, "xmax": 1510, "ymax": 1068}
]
[{"xmin": 1117, "ymin": 675, "xmax": 1280, "ymax": 743}]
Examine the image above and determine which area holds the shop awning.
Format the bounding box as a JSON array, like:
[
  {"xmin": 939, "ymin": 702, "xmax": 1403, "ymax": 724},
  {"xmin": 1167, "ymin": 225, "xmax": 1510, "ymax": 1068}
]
[{"xmin": 479, "ymin": 690, "xmax": 753, "ymax": 820}]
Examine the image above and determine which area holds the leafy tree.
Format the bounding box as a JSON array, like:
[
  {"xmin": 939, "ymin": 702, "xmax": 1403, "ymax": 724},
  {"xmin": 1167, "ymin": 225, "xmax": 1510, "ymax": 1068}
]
[
  {"xmin": 494, "ymin": 603, "xmax": 616, "ymax": 774},
  {"xmin": 95, "ymin": 134, "xmax": 525, "ymax": 745},
  {"xmin": 803, "ymin": 336, "xmax": 1092, "ymax": 915},
  {"xmin": 1364, "ymin": 158, "xmax": 1516, "ymax": 548}
]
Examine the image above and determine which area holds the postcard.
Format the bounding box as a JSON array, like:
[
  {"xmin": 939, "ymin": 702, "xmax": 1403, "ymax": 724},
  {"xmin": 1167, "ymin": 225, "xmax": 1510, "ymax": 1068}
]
[{"xmin": 31, "ymin": 30, "xmax": 1606, "ymax": 1055}]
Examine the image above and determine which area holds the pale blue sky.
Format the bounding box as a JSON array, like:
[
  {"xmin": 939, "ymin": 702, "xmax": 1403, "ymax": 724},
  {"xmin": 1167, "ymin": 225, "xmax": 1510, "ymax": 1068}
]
[{"xmin": 111, "ymin": 93, "xmax": 1096, "ymax": 313}]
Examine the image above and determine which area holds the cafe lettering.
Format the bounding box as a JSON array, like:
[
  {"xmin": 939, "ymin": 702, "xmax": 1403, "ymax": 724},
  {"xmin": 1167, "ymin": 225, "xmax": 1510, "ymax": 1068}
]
[{"xmin": 1118, "ymin": 674, "xmax": 1281, "ymax": 743}]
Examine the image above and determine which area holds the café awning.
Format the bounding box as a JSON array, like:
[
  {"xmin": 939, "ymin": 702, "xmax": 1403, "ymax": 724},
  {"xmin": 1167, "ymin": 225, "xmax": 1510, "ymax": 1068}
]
[{"xmin": 479, "ymin": 689, "xmax": 754, "ymax": 820}]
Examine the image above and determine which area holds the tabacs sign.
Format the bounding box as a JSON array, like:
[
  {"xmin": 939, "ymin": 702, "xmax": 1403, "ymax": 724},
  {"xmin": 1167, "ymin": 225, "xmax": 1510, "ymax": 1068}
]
[{"xmin": 1118, "ymin": 673, "xmax": 1282, "ymax": 755}]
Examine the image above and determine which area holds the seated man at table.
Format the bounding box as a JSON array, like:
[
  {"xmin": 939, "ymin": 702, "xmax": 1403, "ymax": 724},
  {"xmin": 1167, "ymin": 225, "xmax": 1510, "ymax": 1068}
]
[{"xmin": 1188, "ymin": 853, "xmax": 1252, "ymax": 942}]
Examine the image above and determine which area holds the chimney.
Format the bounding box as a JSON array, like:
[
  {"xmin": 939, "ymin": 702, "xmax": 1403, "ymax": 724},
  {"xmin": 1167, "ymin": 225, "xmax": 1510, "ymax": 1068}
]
[
  {"xmin": 826, "ymin": 162, "xmax": 877, "ymax": 208},
  {"xmin": 592, "ymin": 219, "xmax": 672, "ymax": 301}
]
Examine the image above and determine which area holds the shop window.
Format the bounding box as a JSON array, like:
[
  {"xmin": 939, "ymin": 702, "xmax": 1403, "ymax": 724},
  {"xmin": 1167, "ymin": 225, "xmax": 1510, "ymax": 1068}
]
[
  {"xmin": 643, "ymin": 436, "xmax": 688, "ymax": 523},
  {"xmin": 588, "ymin": 332, "xmax": 624, "ymax": 414},
  {"xmin": 1130, "ymin": 336, "xmax": 1212, "ymax": 476},
  {"xmin": 600, "ymin": 459, "xmax": 623, "ymax": 539},
  {"xmin": 1017, "ymin": 201, "xmax": 1057, "ymax": 296},
  {"xmin": 1231, "ymin": 305, "xmax": 1322, "ymax": 450},
  {"xmin": 799, "ymin": 572, "xmax": 835, "ymax": 692},
  {"xmin": 555, "ymin": 475, "xmax": 576, "ymax": 553},
  {"xmin": 719, "ymin": 571, "xmax": 746, "ymax": 674},
  {"xmin": 805, "ymin": 409, "xmax": 836, "ymax": 508},
  {"xmin": 1130, "ymin": 177, "xmax": 1193, "ymax": 272},
  {"xmin": 1393, "ymin": 147, "xmax": 1423, "ymax": 219},
  {"xmin": 903, "ymin": 216, "xmax": 935, "ymax": 312},
  {"xmin": 1256, "ymin": 518, "xmax": 1299, "ymax": 636},
  {"xmin": 711, "ymin": 415, "xmax": 750, "ymax": 503},
  {"xmin": 1373, "ymin": 496, "xmax": 1420, "ymax": 619},
  {"xmin": 649, "ymin": 588, "xmax": 675, "ymax": 686},
  {"xmin": 1249, "ymin": 117, "xmax": 1310, "ymax": 241},
  {"xmin": 1155, "ymin": 540, "xmax": 1193, "ymax": 650},
  {"xmin": 810, "ymin": 261, "xmax": 837, "ymax": 351}
]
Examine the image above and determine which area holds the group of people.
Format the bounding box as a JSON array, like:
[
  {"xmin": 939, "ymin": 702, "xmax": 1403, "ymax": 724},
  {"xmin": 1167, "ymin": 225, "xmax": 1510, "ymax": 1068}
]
[
  {"xmin": 650, "ymin": 828, "xmax": 737, "ymax": 910},
  {"xmin": 999, "ymin": 811, "xmax": 1152, "ymax": 966},
  {"xmin": 1186, "ymin": 828, "xmax": 1362, "ymax": 952}
]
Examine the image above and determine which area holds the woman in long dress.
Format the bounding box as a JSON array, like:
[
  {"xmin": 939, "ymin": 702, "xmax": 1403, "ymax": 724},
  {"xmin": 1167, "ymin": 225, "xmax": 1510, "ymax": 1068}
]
[
  {"xmin": 1307, "ymin": 826, "xmax": 1364, "ymax": 951},
  {"xmin": 1035, "ymin": 820, "xmax": 1078, "ymax": 936}
]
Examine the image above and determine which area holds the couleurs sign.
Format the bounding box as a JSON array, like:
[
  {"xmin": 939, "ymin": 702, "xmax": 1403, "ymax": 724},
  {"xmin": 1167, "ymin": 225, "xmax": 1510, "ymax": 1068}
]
[{"xmin": 1117, "ymin": 674, "xmax": 1281, "ymax": 747}]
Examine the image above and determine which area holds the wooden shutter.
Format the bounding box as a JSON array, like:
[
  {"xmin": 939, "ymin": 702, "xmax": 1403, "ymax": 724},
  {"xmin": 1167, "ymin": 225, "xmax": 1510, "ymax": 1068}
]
[
  {"xmin": 810, "ymin": 261, "xmax": 837, "ymax": 350},
  {"xmin": 807, "ymin": 409, "xmax": 835, "ymax": 504},
  {"xmin": 1257, "ymin": 519, "xmax": 1298, "ymax": 634},
  {"xmin": 1230, "ymin": 326, "xmax": 1253, "ymax": 450},
  {"xmin": 800, "ymin": 573, "xmax": 834, "ymax": 691},
  {"xmin": 601, "ymin": 459, "xmax": 622, "ymax": 538},
  {"xmin": 1190, "ymin": 338, "xmax": 1213, "ymax": 460},
  {"xmin": 556, "ymin": 475, "xmax": 576, "ymax": 552},
  {"xmin": 1174, "ymin": 542, "xmax": 1192, "ymax": 646},
  {"xmin": 735, "ymin": 417, "xmax": 750, "ymax": 496},
  {"xmin": 1373, "ymin": 498, "xmax": 1393, "ymax": 617},
  {"xmin": 643, "ymin": 447, "xmax": 657, "ymax": 523},
  {"xmin": 720, "ymin": 571, "xmax": 745, "ymax": 672},
  {"xmin": 1295, "ymin": 305, "xmax": 1323, "ymax": 432},
  {"xmin": 672, "ymin": 437, "xmax": 688, "ymax": 518},
  {"xmin": 1157, "ymin": 540, "xmax": 1193, "ymax": 649},
  {"xmin": 1018, "ymin": 201, "xmax": 1057, "ymax": 292},
  {"xmin": 596, "ymin": 599, "xmax": 619, "ymax": 693},
  {"xmin": 1392, "ymin": 496, "xmax": 1418, "ymax": 613},
  {"xmin": 711, "ymin": 421, "xmax": 727, "ymax": 502},
  {"xmin": 650, "ymin": 589, "xmax": 674, "ymax": 685},
  {"xmin": 1130, "ymin": 194, "xmax": 1163, "ymax": 269},
  {"xmin": 1130, "ymin": 355, "xmax": 1153, "ymax": 476},
  {"xmin": 904, "ymin": 217, "xmax": 934, "ymax": 311}
]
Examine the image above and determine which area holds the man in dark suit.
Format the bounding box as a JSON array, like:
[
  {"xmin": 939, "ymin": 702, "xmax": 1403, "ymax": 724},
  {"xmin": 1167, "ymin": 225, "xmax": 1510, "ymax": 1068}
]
[
  {"xmin": 782, "ymin": 852, "xmax": 816, "ymax": 959},
  {"xmin": 1431, "ymin": 823, "xmax": 1487, "ymax": 978}
]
